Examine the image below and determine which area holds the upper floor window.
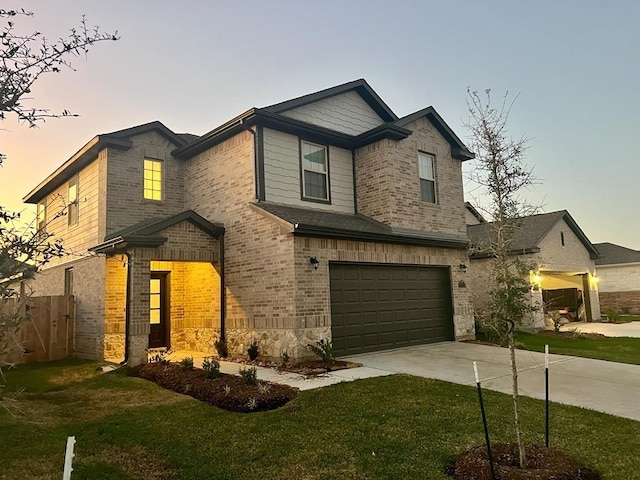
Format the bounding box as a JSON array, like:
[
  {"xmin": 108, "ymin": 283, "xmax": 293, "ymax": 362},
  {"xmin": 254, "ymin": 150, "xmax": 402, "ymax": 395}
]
[
  {"xmin": 144, "ymin": 159, "xmax": 163, "ymax": 201},
  {"xmin": 418, "ymin": 152, "xmax": 436, "ymax": 203},
  {"xmin": 37, "ymin": 201, "xmax": 47, "ymax": 237},
  {"xmin": 301, "ymin": 141, "xmax": 329, "ymax": 201},
  {"xmin": 68, "ymin": 176, "xmax": 79, "ymax": 226}
]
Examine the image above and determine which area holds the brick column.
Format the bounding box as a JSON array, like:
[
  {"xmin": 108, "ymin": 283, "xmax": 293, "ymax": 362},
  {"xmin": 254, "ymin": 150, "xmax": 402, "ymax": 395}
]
[{"xmin": 127, "ymin": 253, "xmax": 151, "ymax": 366}]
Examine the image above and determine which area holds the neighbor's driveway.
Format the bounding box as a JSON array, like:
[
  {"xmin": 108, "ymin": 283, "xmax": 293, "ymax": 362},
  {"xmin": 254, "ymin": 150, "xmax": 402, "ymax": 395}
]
[
  {"xmin": 560, "ymin": 321, "xmax": 640, "ymax": 338},
  {"xmin": 342, "ymin": 342, "xmax": 640, "ymax": 421}
]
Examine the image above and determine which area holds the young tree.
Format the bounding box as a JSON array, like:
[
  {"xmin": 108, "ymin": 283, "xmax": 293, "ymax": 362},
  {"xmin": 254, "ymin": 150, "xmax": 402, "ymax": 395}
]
[
  {"xmin": 0, "ymin": 7, "xmax": 118, "ymax": 411},
  {"xmin": 465, "ymin": 88, "xmax": 537, "ymax": 467}
]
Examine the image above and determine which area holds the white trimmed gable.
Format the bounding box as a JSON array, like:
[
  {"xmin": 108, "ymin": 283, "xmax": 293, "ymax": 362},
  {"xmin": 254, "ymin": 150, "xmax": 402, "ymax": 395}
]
[{"xmin": 280, "ymin": 91, "xmax": 384, "ymax": 135}]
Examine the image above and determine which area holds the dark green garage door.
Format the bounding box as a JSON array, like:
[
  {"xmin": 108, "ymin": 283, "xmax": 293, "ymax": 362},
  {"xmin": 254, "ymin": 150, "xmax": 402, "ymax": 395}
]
[{"xmin": 330, "ymin": 263, "xmax": 454, "ymax": 356}]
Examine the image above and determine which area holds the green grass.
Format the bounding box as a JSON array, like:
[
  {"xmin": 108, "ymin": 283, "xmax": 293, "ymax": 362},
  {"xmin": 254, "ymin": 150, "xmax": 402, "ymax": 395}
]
[
  {"xmin": 2, "ymin": 359, "xmax": 640, "ymax": 479},
  {"xmin": 516, "ymin": 332, "xmax": 640, "ymax": 365},
  {"xmin": 623, "ymin": 315, "xmax": 640, "ymax": 322}
]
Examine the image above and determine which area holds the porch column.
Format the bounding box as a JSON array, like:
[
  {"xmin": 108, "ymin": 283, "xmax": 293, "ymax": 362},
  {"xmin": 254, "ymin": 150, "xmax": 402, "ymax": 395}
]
[{"xmin": 127, "ymin": 254, "xmax": 151, "ymax": 366}]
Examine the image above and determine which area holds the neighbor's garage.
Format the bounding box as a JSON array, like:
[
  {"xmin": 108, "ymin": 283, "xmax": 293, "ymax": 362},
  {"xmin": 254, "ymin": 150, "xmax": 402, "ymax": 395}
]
[{"xmin": 329, "ymin": 263, "xmax": 454, "ymax": 356}]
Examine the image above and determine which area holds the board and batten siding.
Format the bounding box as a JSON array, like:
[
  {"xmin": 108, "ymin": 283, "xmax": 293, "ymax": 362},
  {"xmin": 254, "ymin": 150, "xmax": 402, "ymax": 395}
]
[
  {"xmin": 280, "ymin": 91, "xmax": 383, "ymax": 135},
  {"xmin": 263, "ymin": 128, "xmax": 355, "ymax": 214}
]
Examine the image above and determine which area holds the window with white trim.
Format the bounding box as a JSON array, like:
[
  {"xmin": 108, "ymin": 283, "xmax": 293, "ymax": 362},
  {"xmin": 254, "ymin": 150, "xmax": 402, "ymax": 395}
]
[
  {"xmin": 418, "ymin": 152, "xmax": 436, "ymax": 203},
  {"xmin": 37, "ymin": 201, "xmax": 47, "ymax": 237},
  {"xmin": 301, "ymin": 141, "xmax": 329, "ymax": 201},
  {"xmin": 143, "ymin": 159, "xmax": 163, "ymax": 201},
  {"xmin": 68, "ymin": 176, "xmax": 79, "ymax": 226}
]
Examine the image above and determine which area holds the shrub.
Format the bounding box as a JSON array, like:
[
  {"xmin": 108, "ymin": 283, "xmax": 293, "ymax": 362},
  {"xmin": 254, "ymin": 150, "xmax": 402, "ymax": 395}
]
[
  {"xmin": 239, "ymin": 366, "xmax": 257, "ymax": 385},
  {"xmin": 257, "ymin": 382, "xmax": 271, "ymax": 394},
  {"xmin": 280, "ymin": 350, "xmax": 290, "ymax": 366},
  {"xmin": 149, "ymin": 349, "xmax": 171, "ymax": 363},
  {"xmin": 307, "ymin": 339, "xmax": 334, "ymax": 366},
  {"xmin": 179, "ymin": 356, "xmax": 194, "ymax": 370},
  {"xmin": 247, "ymin": 339, "xmax": 259, "ymax": 360},
  {"xmin": 202, "ymin": 356, "xmax": 221, "ymax": 379},
  {"xmin": 606, "ymin": 308, "xmax": 621, "ymax": 323},
  {"xmin": 214, "ymin": 339, "xmax": 228, "ymax": 358},
  {"xmin": 223, "ymin": 384, "xmax": 231, "ymax": 396}
]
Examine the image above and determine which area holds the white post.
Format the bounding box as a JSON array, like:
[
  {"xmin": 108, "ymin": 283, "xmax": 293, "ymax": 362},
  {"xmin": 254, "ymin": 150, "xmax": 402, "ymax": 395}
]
[{"xmin": 63, "ymin": 436, "xmax": 76, "ymax": 480}]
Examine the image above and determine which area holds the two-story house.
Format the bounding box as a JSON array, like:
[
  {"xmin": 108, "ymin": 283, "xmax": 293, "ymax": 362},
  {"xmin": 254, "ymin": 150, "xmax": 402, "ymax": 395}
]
[{"xmin": 24, "ymin": 79, "xmax": 475, "ymax": 366}]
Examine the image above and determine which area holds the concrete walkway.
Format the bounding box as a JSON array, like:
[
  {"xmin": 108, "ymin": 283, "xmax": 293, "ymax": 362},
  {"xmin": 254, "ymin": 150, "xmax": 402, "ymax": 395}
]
[
  {"xmin": 342, "ymin": 342, "xmax": 640, "ymax": 422},
  {"xmin": 165, "ymin": 350, "xmax": 392, "ymax": 391},
  {"xmin": 166, "ymin": 343, "xmax": 640, "ymax": 421}
]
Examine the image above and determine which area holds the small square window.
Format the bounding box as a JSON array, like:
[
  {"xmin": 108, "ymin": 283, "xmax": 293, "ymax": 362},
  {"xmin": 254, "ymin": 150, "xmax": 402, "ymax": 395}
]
[
  {"xmin": 418, "ymin": 152, "xmax": 436, "ymax": 203},
  {"xmin": 143, "ymin": 159, "xmax": 163, "ymax": 201},
  {"xmin": 37, "ymin": 201, "xmax": 47, "ymax": 238},
  {"xmin": 301, "ymin": 141, "xmax": 329, "ymax": 201}
]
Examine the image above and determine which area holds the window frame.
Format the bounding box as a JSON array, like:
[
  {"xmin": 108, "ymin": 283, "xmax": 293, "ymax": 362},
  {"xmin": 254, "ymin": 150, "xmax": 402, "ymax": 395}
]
[
  {"xmin": 143, "ymin": 158, "xmax": 163, "ymax": 201},
  {"xmin": 299, "ymin": 139, "xmax": 331, "ymax": 204},
  {"xmin": 67, "ymin": 176, "xmax": 79, "ymax": 226},
  {"xmin": 64, "ymin": 267, "xmax": 74, "ymax": 296},
  {"xmin": 37, "ymin": 201, "xmax": 47, "ymax": 237},
  {"xmin": 418, "ymin": 151, "xmax": 437, "ymax": 204}
]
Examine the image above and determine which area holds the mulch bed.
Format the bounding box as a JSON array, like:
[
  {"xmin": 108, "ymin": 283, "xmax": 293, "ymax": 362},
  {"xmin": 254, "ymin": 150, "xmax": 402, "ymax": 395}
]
[
  {"xmin": 131, "ymin": 362, "xmax": 298, "ymax": 413},
  {"xmin": 446, "ymin": 443, "xmax": 601, "ymax": 480},
  {"xmin": 276, "ymin": 359, "xmax": 361, "ymax": 376}
]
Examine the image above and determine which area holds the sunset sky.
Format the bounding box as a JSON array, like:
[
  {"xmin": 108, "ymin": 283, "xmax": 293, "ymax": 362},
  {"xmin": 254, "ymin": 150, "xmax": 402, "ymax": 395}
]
[{"xmin": 2, "ymin": 0, "xmax": 638, "ymax": 248}]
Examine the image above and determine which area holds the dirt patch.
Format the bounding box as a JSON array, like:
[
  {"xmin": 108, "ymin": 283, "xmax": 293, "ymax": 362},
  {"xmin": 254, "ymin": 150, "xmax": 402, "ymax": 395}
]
[
  {"xmin": 132, "ymin": 363, "xmax": 298, "ymax": 413},
  {"xmin": 446, "ymin": 443, "xmax": 600, "ymax": 480},
  {"xmin": 276, "ymin": 359, "xmax": 361, "ymax": 376}
]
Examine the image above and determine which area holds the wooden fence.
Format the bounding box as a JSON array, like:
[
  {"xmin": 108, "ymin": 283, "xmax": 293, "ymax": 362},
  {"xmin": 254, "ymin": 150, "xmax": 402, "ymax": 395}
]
[{"xmin": 1, "ymin": 295, "xmax": 74, "ymax": 365}]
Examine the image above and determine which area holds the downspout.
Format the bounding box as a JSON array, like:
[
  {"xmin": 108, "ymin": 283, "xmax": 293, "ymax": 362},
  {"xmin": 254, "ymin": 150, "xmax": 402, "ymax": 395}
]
[
  {"xmin": 241, "ymin": 120, "xmax": 260, "ymax": 202},
  {"xmin": 219, "ymin": 234, "xmax": 226, "ymax": 342},
  {"xmin": 121, "ymin": 252, "xmax": 132, "ymax": 365}
]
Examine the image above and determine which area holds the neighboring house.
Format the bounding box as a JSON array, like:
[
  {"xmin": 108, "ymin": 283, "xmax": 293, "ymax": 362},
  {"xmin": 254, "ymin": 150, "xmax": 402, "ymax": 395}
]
[
  {"xmin": 466, "ymin": 208, "xmax": 601, "ymax": 326},
  {"xmin": 23, "ymin": 79, "xmax": 477, "ymax": 366},
  {"xmin": 593, "ymin": 242, "xmax": 640, "ymax": 314}
]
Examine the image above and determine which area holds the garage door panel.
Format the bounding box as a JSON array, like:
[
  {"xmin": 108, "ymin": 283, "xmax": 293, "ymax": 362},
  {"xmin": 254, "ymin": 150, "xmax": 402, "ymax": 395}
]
[{"xmin": 330, "ymin": 263, "xmax": 454, "ymax": 356}]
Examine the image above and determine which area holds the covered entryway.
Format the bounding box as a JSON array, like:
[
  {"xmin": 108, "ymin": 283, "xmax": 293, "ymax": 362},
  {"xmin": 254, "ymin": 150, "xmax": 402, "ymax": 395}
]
[{"xmin": 329, "ymin": 263, "xmax": 454, "ymax": 356}]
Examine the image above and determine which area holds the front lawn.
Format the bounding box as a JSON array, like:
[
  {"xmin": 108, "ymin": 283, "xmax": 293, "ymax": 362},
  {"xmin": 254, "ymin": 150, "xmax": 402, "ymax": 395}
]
[
  {"xmin": 515, "ymin": 331, "xmax": 640, "ymax": 365},
  {"xmin": 0, "ymin": 362, "xmax": 640, "ymax": 480},
  {"xmin": 2, "ymin": 359, "xmax": 640, "ymax": 479}
]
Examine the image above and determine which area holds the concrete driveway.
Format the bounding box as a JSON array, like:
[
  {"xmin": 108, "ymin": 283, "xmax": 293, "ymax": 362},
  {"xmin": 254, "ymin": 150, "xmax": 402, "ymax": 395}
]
[
  {"xmin": 342, "ymin": 342, "xmax": 640, "ymax": 422},
  {"xmin": 560, "ymin": 321, "xmax": 640, "ymax": 338}
]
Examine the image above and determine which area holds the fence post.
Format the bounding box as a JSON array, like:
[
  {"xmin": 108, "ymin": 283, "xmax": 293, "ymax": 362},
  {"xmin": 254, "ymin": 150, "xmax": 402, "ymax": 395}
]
[{"xmin": 63, "ymin": 436, "xmax": 76, "ymax": 480}]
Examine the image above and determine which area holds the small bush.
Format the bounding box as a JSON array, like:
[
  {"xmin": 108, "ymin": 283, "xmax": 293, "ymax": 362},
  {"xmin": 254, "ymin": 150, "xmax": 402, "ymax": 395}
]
[
  {"xmin": 246, "ymin": 397, "xmax": 258, "ymax": 411},
  {"xmin": 223, "ymin": 384, "xmax": 231, "ymax": 396},
  {"xmin": 149, "ymin": 350, "xmax": 171, "ymax": 363},
  {"xmin": 179, "ymin": 356, "xmax": 194, "ymax": 370},
  {"xmin": 307, "ymin": 339, "xmax": 334, "ymax": 366},
  {"xmin": 257, "ymin": 382, "xmax": 271, "ymax": 394},
  {"xmin": 214, "ymin": 339, "xmax": 228, "ymax": 358},
  {"xmin": 606, "ymin": 308, "xmax": 621, "ymax": 323},
  {"xmin": 239, "ymin": 366, "xmax": 257, "ymax": 385},
  {"xmin": 280, "ymin": 350, "xmax": 290, "ymax": 366},
  {"xmin": 202, "ymin": 356, "xmax": 221, "ymax": 379},
  {"xmin": 247, "ymin": 339, "xmax": 259, "ymax": 360}
]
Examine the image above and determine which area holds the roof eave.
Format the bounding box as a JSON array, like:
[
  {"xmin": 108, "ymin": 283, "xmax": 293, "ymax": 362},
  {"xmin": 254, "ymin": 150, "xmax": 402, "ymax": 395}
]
[
  {"xmin": 293, "ymin": 224, "xmax": 468, "ymax": 249},
  {"xmin": 23, "ymin": 136, "xmax": 132, "ymax": 204}
]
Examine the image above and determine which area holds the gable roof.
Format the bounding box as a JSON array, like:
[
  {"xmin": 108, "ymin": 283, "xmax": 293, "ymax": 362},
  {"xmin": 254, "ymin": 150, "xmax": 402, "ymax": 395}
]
[
  {"xmin": 468, "ymin": 210, "xmax": 599, "ymax": 259},
  {"xmin": 253, "ymin": 202, "xmax": 468, "ymax": 248},
  {"xmin": 174, "ymin": 79, "xmax": 474, "ymax": 161},
  {"xmin": 464, "ymin": 202, "xmax": 487, "ymax": 224},
  {"xmin": 594, "ymin": 242, "xmax": 640, "ymax": 265},
  {"xmin": 89, "ymin": 210, "xmax": 224, "ymax": 253},
  {"xmin": 24, "ymin": 121, "xmax": 188, "ymax": 204},
  {"xmin": 396, "ymin": 107, "xmax": 474, "ymax": 161},
  {"xmin": 262, "ymin": 79, "xmax": 398, "ymax": 122}
]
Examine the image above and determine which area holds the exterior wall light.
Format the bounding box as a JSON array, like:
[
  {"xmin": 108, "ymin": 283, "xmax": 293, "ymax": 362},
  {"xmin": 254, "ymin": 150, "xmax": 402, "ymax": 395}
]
[
  {"xmin": 590, "ymin": 275, "xmax": 599, "ymax": 288},
  {"xmin": 459, "ymin": 263, "xmax": 467, "ymax": 273},
  {"xmin": 530, "ymin": 271, "xmax": 543, "ymax": 290},
  {"xmin": 310, "ymin": 257, "xmax": 320, "ymax": 270}
]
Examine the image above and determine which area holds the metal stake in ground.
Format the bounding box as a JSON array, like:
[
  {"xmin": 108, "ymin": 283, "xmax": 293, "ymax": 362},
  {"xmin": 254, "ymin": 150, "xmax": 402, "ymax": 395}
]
[
  {"xmin": 474, "ymin": 361, "xmax": 497, "ymax": 480},
  {"xmin": 545, "ymin": 344, "xmax": 550, "ymax": 448}
]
